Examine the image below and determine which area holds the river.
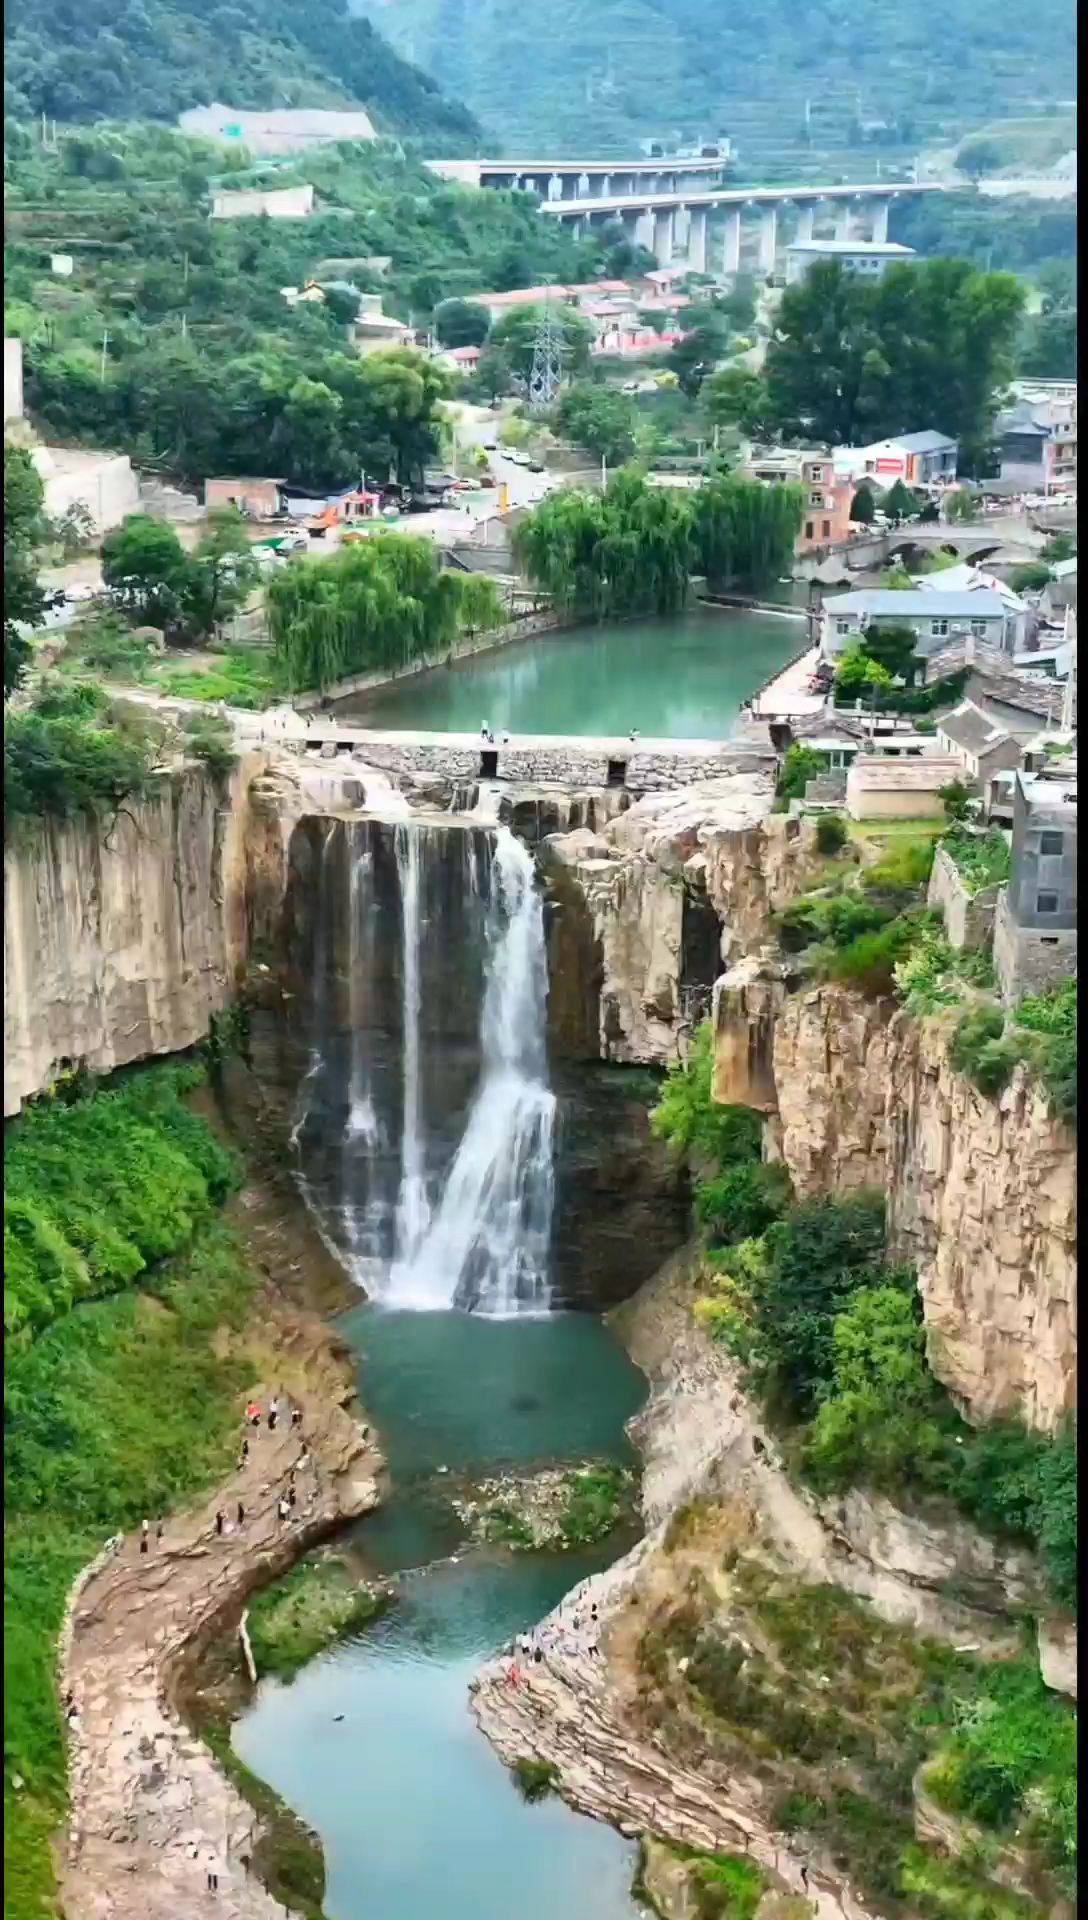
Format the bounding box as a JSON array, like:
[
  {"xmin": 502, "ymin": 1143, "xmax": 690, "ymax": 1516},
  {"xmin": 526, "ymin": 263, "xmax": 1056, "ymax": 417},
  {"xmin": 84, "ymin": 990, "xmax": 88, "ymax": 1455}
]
[
  {"xmin": 341, "ymin": 606, "xmax": 804, "ymax": 737},
  {"xmin": 233, "ymin": 813, "xmax": 656, "ymax": 1917},
  {"xmin": 233, "ymin": 1308, "xmax": 649, "ymax": 1920}
]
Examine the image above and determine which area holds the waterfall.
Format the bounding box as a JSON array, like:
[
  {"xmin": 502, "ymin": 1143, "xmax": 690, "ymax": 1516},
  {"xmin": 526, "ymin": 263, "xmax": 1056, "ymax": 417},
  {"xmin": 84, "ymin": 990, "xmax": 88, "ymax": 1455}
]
[
  {"xmin": 391, "ymin": 823, "xmax": 432, "ymax": 1271},
  {"xmin": 385, "ymin": 826, "xmax": 556, "ymax": 1315}
]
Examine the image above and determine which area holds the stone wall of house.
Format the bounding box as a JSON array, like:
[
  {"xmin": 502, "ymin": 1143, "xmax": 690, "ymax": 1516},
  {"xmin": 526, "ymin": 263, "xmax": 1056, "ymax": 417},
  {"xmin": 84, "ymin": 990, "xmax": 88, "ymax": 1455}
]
[
  {"xmin": 993, "ymin": 886, "xmax": 1078, "ymax": 1003},
  {"xmin": 926, "ymin": 844, "xmax": 1001, "ymax": 951}
]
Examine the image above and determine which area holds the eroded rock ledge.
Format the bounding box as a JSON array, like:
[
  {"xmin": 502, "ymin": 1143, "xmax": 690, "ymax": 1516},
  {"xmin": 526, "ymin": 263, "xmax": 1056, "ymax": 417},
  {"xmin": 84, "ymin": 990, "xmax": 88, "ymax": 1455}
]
[
  {"xmin": 471, "ymin": 1247, "xmax": 1052, "ymax": 1917},
  {"xmin": 58, "ymin": 1321, "xmax": 381, "ymax": 1920}
]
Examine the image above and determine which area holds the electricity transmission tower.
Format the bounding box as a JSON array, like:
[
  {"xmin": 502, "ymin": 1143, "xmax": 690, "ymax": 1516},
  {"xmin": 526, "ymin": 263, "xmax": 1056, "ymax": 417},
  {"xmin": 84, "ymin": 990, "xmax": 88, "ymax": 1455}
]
[{"xmin": 528, "ymin": 289, "xmax": 564, "ymax": 411}]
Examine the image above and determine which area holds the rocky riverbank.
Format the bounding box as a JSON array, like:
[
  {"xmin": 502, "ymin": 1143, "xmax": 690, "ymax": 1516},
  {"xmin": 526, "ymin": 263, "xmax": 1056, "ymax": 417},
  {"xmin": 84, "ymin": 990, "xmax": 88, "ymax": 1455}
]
[
  {"xmin": 470, "ymin": 1244, "xmax": 1057, "ymax": 1920},
  {"xmin": 57, "ymin": 1317, "xmax": 381, "ymax": 1920}
]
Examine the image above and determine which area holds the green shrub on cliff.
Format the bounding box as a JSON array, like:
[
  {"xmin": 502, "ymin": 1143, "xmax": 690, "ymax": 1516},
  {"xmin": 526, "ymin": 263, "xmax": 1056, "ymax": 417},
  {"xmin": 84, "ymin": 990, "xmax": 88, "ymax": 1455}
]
[
  {"xmin": 649, "ymin": 1023, "xmax": 763, "ymax": 1166},
  {"xmin": 4, "ymin": 1066, "xmax": 238, "ymax": 1344}
]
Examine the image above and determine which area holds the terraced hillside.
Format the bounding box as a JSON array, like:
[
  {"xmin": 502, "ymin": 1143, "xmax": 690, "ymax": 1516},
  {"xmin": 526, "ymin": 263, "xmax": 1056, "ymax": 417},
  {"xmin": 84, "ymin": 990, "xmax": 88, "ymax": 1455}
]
[{"xmin": 355, "ymin": 0, "xmax": 1074, "ymax": 168}]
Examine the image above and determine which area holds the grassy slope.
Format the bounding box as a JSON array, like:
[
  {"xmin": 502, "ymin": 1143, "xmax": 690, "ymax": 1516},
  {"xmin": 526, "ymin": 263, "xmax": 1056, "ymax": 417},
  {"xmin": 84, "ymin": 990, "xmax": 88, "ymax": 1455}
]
[{"xmin": 3, "ymin": 1067, "xmax": 258, "ymax": 1920}]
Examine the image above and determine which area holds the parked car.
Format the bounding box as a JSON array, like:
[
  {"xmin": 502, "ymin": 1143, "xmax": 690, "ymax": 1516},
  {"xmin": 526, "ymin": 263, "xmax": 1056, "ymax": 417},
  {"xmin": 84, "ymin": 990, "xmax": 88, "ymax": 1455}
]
[{"xmin": 527, "ymin": 459, "xmax": 545, "ymax": 473}]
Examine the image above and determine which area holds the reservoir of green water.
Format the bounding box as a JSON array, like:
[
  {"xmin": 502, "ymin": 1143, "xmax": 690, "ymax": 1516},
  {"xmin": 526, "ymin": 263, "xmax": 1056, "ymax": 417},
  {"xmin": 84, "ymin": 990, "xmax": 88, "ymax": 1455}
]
[
  {"xmin": 343, "ymin": 606, "xmax": 804, "ymax": 738},
  {"xmin": 233, "ymin": 1306, "xmax": 649, "ymax": 1920}
]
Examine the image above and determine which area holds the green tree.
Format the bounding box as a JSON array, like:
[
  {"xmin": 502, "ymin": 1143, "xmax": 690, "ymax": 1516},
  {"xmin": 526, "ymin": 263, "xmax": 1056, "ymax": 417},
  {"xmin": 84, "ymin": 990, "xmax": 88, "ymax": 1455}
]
[
  {"xmin": 689, "ymin": 474, "xmax": 802, "ymax": 591},
  {"xmin": 489, "ymin": 304, "xmax": 594, "ymax": 382},
  {"xmin": 4, "ymin": 445, "xmax": 46, "ymax": 698},
  {"xmin": 179, "ymin": 509, "xmax": 258, "ymax": 641},
  {"xmin": 938, "ymin": 779, "xmax": 972, "ymax": 820},
  {"xmin": 834, "ymin": 647, "xmax": 894, "ymax": 699},
  {"xmin": 1009, "ymin": 562, "xmax": 1054, "ymax": 593},
  {"xmin": 861, "ymin": 621, "xmax": 919, "ymax": 680},
  {"xmin": 882, "ymin": 478, "xmax": 918, "ymax": 524},
  {"xmin": 512, "ymin": 470, "xmax": 693, "ymax": 621},
  {"xmin": 555, "ymin": 383, "xmax": 637, "ymax": 464},
  {"xmin": 850, "ymin": 484, "xmax": 876, "ymax": 525},
  {"xmin": 668, "ymin": 310, "xmax": 730, "ymax": 398},
  {"xmin": 101, "ymin": 514, "xmax": 192, "ymax": 630},
  {"xmin": 956, "ymin": 135, "xmax": 1004, "ymax": 181},
  {"xmin": 268, "ymin": 532, "xmax": 502, "ymax": 692},
  {"xmin": 703, "ymin": 366, "xmax": 774, "ymax": 438},
  {"xmin": 765, "ymin": 257, "xmax": 1025, "ymax": 459},
  {"xmin": 434, "ymin": 299, "xmax": 492, "ymax": 348}
]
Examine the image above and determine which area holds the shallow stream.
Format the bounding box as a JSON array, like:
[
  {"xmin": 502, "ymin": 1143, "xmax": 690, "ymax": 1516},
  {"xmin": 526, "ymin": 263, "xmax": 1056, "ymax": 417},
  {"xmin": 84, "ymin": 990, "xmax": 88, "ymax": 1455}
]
[{"xmin": 233, "ymin": 1306, "xmax": 650, "ymax": 1919}]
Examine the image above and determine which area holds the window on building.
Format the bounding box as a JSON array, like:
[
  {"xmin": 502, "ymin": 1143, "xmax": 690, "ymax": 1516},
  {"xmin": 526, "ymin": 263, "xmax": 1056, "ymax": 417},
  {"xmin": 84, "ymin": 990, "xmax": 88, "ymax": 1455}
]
[
  {"xmin": 1036, "ymin": 892, "xmax": 1059, "ymax": 914},
  {"xmin": 809, "ymin": 492, "xmax": 824, "ymax": 507},
  {"xmin": 1040, "ymin": 830, "xmax": 1065, "ymax": 855},
  {"xmin": 835, "ymin": 619, "xmax": 852, "ymax": 636},
  {"xmin": 805, "ymin": 520, "xmax": 814, "ymax": 538},
  {"xmin": 822, "ymin": 519, "xmax": 831, "ymax": 538},
  {"xmin": 930, "ymin": 618, "xmax": 949, "ymax": 637}
]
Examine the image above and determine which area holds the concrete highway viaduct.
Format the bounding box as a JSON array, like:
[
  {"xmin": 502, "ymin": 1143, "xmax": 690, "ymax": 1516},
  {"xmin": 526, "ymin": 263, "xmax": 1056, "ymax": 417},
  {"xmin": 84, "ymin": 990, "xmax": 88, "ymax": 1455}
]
[{"xmin": 428, "ymin": 157, "xmax": 944, "ymax": 276}]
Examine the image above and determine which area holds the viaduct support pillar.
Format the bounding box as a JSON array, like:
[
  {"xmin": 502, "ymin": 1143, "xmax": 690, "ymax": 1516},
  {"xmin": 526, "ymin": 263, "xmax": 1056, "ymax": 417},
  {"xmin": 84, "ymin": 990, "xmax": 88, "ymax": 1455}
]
[
  {"xmin": 687, "ymin": 206, "xmax": 708, "ymax": 273},
  {"xmin": 721, "ymin": 208, "xmax": 742, "ymax": 276},
  {"xmin": 795, "ymin": 202, "xmax": 815, "ymax": 244},
  {"xmin": 870, "ymin": 197, "xmax": 890, "ymax": 244},
  {"xmin": 635, "ymin": 206, "xmax": 656, "ymax": 252},
  {"xmin": 757, "ymin": 206, "xmax": 778, "ymax": 275},
  {"xmin": 653, "ymin": 207, "xmax": 675, "ymax": 266},
  {"xmin": 833, "ymin": 202, "xmax": 851, "ymax": 240}
]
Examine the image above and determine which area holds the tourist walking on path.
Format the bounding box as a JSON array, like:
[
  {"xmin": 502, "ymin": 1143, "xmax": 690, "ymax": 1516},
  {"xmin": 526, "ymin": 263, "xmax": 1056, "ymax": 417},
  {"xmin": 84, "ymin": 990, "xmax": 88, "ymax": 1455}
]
[
  {"xmin": 215, "ymin": 1510, "xmax": 225, "ymax": 1538},
  {"xmin": 139, "ymin": 1519, "xmax": 150, "ymax": 1557}
]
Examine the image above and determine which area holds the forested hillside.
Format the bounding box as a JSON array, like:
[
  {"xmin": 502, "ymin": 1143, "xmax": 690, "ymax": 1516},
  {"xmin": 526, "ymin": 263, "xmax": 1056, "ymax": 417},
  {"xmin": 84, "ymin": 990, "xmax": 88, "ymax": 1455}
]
[
  {"xmin": 3, "ymin": 124, "xmax": 599, "ymax": 483},
  {"xmin": 357, "ymin": 0, "xmax": 1075, "ymax": 163},
  {"xmin": 3, "ymin": 0, "xmax": 478, "ymax": 149}
]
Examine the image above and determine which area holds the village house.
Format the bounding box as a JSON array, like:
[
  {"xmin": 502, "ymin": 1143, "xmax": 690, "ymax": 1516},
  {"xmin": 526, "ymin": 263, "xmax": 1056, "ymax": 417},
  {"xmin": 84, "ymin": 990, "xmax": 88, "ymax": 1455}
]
[
  {"xmin": 844, "ymin": 754, "xmax": 966, "ymax": 821},
  {"xmin": 994, "ymin": 763, "xmax": 1078, "ymax": 1000},
  {"xmin": 204, "ymin": 475, "xmax": 285, "ymax": 517},
  {"xmin": 784, "ymin": 239, "xmax": 916, "ymax": 284},
  {"xmin": 832, "ymin": 430, "xmax": 959, "ymax": 488},
  {"xmin": 819, "ymin": 588, "xmax": 1011, "ymax": 660},
  {"xmin": 745, "ymin": 448, "xmax": 852, "ymax": 552},
  {"xmin": 935, "ymin": 699, "xmax": 1025, "ymax": 785}
]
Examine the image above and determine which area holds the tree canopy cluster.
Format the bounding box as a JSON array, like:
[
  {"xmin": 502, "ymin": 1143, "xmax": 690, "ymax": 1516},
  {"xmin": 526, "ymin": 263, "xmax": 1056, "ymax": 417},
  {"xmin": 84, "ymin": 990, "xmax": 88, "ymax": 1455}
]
[
  {"xmin": 760, "ymin": 257, "xmax": 1026, "ymax": 462},
  {"xmin": 4, "ymin": 124, "xmax": 612, "ymax": 487},
  {"xmin": 267, "ymin": 532, "xmax": 504, "ymax": 692},
  {"xmin": 511, "ymin": 468, "xmax": 801, "ymax": 620},
  {"xmin": 3, "ymin": 0, "xmax": 478, "ymax": 143}
]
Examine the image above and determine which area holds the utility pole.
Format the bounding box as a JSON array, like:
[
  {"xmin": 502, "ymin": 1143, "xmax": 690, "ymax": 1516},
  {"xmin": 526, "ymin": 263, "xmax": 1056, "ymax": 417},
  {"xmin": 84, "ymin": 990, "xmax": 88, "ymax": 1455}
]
[{"xmin": 99, "ymin": 328, "xmax": 109, "ymax": 385}]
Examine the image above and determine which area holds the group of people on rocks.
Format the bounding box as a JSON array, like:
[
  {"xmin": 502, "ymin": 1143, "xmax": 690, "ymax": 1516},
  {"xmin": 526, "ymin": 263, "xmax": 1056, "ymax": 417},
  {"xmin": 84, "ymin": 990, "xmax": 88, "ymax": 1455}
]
[
  {"xmin": 503, "ymin": 1586, "xmax": 603, "ymax": 1686},
  {"xmin": 128, "ymin": 1393, "xmax": 311, "ymax": 1564}
]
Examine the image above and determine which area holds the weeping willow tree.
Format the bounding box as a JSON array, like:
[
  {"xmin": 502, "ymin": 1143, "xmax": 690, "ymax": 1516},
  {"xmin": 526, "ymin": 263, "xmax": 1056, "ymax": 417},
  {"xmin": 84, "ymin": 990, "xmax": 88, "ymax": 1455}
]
[
  {"xmin": 512, "ymin": 467, "xmax": 801, "ymax": 622},
  {"xmin": 689, "ymin": 475, "xmax": 803, "ymax": 592},
  {"xmin": 512, "ymin": 468, "xmax": 693, "ymax": 622},
  {"xmin": 267, "ymin": 534, "xmax": 504, "ymax": 693}
]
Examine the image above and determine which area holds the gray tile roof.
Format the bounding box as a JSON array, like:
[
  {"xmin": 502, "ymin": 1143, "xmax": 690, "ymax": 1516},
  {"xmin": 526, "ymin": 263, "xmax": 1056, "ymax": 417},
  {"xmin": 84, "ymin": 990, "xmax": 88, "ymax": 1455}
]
[
  {"xmin": 891, "ymin": 430, "xmax": 958, "ymax": 454},
  {"xmin": 823, "ymin": 590, "xmax": 1007, "ymax": 618},
  {"xmin": 938, "ymin": 701, "xmax": 1011, "ymax": 753}
]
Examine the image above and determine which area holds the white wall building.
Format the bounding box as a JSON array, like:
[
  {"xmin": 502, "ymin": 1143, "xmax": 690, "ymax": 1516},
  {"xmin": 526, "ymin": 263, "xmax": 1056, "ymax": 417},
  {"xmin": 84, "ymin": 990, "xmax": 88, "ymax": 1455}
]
[
  {"xmin": 820, "ymin": 588, "xmax": 1011, "ymax": 660},
  {"xmin": 179, "ymin": 104, "xmax": 376, "ymax": 155},
  {"xmin": 4, "ymin": 337, "xmax": 24, "ymax": 424},
  {"xmin": 30, "ymin": 446, "xmax": 140, "ymax": 536},
  {"xmin": 210, "ymin": 184, "xmax": 315, "ymax": 220},
  {"xmin": 784, "ymin": 239, "xmax": 915, "ymax": 284}
]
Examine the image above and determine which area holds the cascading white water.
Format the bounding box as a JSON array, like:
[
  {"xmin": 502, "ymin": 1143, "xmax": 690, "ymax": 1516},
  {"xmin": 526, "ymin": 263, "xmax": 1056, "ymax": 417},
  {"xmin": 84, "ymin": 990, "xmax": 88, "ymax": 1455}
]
[
  {"xmin": 385, "ymin": 826, "xmax": 556, "ymax": 1315},
  {"xmin": 391, "ymin": 823, "xmax": 433, "ymax": 1271}
]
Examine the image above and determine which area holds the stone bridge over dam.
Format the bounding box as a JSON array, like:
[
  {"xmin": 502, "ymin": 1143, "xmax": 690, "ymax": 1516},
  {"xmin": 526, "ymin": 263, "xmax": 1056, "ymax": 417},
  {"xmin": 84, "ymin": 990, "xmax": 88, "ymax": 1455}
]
[{"xmin": 243, "ymin": 720, "xmax": 776, "ymax": 796}]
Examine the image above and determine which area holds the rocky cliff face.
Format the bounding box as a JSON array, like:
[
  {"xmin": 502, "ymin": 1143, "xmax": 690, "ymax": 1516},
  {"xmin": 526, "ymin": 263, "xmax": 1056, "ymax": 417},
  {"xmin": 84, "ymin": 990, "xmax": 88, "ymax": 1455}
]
[
  {"xmin": 718, "ymin": 982, "xmax": 1077, "ymax": 1433},
  {"xmin": 3, "ymin": 756, "xmax": 274, "ymax": 1116},
  {"xmin": 540, "ymin": 777, "xmax": 821, "ymax": 1067}
]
